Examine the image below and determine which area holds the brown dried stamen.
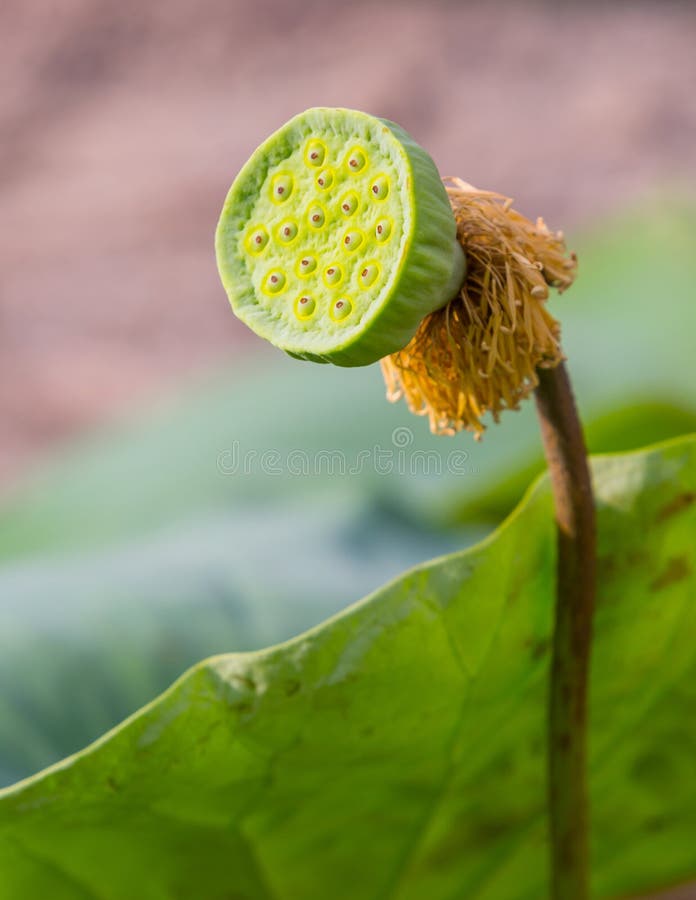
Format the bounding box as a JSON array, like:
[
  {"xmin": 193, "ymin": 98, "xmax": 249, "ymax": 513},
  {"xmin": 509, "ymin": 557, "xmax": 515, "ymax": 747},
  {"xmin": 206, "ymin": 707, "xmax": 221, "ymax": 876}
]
[{"xmin": 380, "ymin": 178, "xmax": 577, "ymax": 438}]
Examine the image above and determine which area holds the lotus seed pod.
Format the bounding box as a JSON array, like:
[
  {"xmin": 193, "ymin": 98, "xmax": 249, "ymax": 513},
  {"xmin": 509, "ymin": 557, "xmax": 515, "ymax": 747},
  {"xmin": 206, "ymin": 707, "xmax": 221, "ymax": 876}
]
[{"xmin": 216, "ymin": 107, "xmax": 466, "ymax": 366}]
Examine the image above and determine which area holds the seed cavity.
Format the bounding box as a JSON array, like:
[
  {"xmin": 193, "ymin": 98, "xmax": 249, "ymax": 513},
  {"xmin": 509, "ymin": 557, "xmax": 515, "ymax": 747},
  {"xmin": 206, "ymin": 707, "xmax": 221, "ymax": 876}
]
[
  {"xmin": 294, "ymin": 295, "xmax": 316, "ymax": 319},
  {"xmin": 308, "ymin": 205, "xmax": 326, "ymax": 229},
  {"xmin": 345, "ymin": 147, "xmax": 367, "ymax": 174},
  {"xmin": 263, "ymin": 269, "xmax": 286, "ymax": 294},
  {"xmin": 330, "ymin": 297, "xmax": 353, "ymax": 321},
  {"xmin": 339, "ymin": 191, "xmax": 359, "ymax": 217},
  {"xmin": 323, "ymin": 264, "xmax": 344, "ymax": 287},
  {"xmin": 342, "ymin": 230, "xmax": 364, "ymax": 252},
  {"xmin": 359, "ymin": 261, "xmax": 380, "ymax": 289},
  {"xmin": 375, "ymin": 217, "xmax": 393, "ymax": 242},
  {"xmin": 370, "ymin": 174, "xmax": 390, "ymax": 201},
  {"xmin": 271, "ymin": 173, "xmax": 294, "ymax": 203},
  {"xmin": 245, "ymin": 225, "xmax": 269, "ymax": 255},
  {"xmin": 304, "ymin": 140, "xmax": 327, "ymax": 168},
  {"xmin": 316, "ymin": 168, "xmax": 334, "ymax": 191},
  {"xmin": 296, "ymin": 254, "xmax": 318, "ymax": 277},
  {"xmin": 277, "ymin": 220, "xmax": 298, "ymax": 243}
]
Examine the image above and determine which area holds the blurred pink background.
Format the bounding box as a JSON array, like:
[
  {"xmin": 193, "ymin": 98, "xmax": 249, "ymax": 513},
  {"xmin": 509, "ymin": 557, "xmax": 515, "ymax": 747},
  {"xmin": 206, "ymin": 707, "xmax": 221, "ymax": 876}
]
[{"xmin": 2, "ymin": 0, "xmax": 695, "ymax": 488}]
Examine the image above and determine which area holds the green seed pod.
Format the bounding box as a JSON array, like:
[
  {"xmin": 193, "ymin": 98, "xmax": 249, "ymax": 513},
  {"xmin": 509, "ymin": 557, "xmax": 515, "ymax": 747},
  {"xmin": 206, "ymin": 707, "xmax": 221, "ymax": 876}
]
[{"xmin": 216, "ymin": 107, "xmax": 466, "ymax": 366}]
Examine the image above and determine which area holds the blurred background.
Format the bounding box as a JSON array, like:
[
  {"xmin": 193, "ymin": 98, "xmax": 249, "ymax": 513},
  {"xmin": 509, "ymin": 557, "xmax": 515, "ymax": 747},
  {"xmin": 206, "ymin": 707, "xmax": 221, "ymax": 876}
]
[
  {"xmin": 3, "ymin": 0, "xmax": 696, "ymax": 484},
  {"xmin": 1, "ymin": 5, "xmax": 696, "ymax": 893}
]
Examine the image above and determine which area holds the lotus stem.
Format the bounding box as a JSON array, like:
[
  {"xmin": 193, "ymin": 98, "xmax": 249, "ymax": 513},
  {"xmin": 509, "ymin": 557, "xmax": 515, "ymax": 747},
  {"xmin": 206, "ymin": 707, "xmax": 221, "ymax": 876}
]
[{"xmin": 534, "ymin": 361, "xmax": 596, "ymax": 900}]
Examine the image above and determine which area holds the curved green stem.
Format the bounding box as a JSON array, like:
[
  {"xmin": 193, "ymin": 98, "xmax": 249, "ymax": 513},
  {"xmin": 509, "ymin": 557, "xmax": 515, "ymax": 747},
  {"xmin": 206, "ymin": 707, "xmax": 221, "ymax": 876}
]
[{"xmin": 534, "ymin": 361, "xmax": 597, "ymax": 900}]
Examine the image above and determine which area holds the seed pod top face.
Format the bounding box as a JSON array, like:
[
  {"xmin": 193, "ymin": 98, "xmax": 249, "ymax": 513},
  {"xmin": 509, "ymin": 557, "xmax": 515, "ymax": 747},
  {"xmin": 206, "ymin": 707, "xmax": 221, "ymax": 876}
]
[{"xmin": 216, "ymin": 108, "xmax": 465, "ymax": 367}]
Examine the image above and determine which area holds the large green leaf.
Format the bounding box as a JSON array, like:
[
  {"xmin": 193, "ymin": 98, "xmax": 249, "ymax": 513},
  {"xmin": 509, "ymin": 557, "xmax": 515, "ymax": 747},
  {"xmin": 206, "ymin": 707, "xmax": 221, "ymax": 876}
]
[{"xmin": 1, "ymin": 435, "xmax": 694, "ymax": 899}]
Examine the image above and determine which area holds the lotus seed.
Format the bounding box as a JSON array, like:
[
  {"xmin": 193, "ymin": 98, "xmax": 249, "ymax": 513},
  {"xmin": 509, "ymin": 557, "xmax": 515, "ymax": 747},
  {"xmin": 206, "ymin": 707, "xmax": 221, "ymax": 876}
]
[
  {"xmin": 359, "ymin": 262, "xmax": 380, "ymax": 289},
  {"xmin": 339, "ymin": 192, "xmax": 359, "ymax": 217},
  {"xmin": 308, "ymin": 206, "xmax": 325, "ymax": 228},
  {"xmin": 345, "ymin": 148, "xmax": 367, "ymax": 173},
  {"xmin": 271, "ymin": 173, "xmax": 294, "ymax": 203},
  {"xmin": 294, "ymin": 295, "xmax": 316, "ymax": 319},
  {"xmin": 245, "ymin": 226, "xmax": 269, "ymax": 254},
  {"xmin": 371, "ymin": 175, "xmax": 389, "ymax": 201},
  {"xmin": 277, "ymin": 220, "xmax": 298, "ymax": 243},
  {"xmin": 331, "ymin": 297, "xmax": 353, "ymax": 321},
  {"xmin": 323, "ymin": 264, "xmax": 344, "ymax": 287},
  {"xmin": 343, "ymin": 230, "xmax": 364, "ymax": 252},
  {"xmin": 264, "ymin": 270, "xmax": 286, "ymax": 293},
  {"xmin": 316, "ymin": 169, "xmax": 334, "ymax": 191},
  {"xmin": 375, "ymin": 218, "xmax": 393, "ymax": 242},
  {"xmin": 296, "ymin": 255, "xmax": 318, "ymax": 277},
  {"xmin": 305, "ymin": 140, "xmax": 326, "ymax": 167}
]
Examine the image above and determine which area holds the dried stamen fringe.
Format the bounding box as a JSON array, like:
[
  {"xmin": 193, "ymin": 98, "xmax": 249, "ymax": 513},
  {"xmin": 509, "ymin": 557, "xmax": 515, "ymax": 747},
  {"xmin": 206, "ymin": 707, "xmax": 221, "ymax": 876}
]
[{"xmin": 381, "ymin": 178, "xmax": 577, "ymax": 437}]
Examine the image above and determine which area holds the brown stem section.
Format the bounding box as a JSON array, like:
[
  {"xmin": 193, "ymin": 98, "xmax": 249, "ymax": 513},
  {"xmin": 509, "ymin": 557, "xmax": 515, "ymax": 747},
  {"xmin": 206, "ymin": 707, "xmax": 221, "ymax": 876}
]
[{"xmin": 534, "ymin": 362, "xmax": 596, "ymax": 900}]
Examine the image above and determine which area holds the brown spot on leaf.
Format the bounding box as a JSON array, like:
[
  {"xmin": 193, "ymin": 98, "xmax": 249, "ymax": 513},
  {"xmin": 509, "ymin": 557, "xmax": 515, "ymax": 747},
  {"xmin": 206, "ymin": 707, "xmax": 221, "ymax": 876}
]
[
  {"xmin": 284, "ymin": 680, "xmax": 301, "ymax": 697},
  {"xmin": 524, "ymin": 636, "xmax": 550, "ymax": 660},
  {"xmin": 645, "ymin": 815, "xmax": 667, "ymax": 833},
  {"xmin": 650, "ymin": 556, "xmax": 691, "ymax": 591},
  {"xmin": 656, "ymin": 491, "xmax": 696, "ymax": 522},
  {"xmin": 531, "ymin": 637, "xmax": 550, "ymax": 660},
  {"xmin": 598, "ymin": 548, "xmax": 649, "ymax": 582}
]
